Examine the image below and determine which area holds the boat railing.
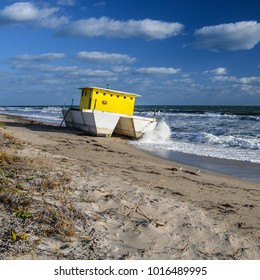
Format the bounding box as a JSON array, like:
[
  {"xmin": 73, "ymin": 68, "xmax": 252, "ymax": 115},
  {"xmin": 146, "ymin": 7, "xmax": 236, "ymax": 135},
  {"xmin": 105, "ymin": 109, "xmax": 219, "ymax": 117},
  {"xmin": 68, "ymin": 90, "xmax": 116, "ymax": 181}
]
[{"xmin": 60, "ymin": 98, "xmax": 79, "ymax": 127}]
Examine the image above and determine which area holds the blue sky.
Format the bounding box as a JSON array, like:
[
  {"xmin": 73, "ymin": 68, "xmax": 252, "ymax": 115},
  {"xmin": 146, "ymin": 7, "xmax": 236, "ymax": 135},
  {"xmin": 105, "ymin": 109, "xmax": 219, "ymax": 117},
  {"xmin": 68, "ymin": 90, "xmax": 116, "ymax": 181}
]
[{"xmin": 0, "ymin": 0, "xmax": 260, "ymax": 105}]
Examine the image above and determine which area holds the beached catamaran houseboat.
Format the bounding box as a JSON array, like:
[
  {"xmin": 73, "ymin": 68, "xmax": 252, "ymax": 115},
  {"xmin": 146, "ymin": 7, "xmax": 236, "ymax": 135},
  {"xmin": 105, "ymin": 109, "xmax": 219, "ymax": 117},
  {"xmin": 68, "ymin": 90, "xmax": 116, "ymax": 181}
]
[{"xmin": 61, "ymin": 86, "xmax": 157, "ymax": 138}]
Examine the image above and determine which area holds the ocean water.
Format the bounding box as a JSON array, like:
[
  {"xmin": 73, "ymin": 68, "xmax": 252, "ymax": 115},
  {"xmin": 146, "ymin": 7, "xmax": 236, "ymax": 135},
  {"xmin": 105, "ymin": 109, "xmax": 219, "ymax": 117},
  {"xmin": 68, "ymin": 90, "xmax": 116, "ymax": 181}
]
[
  {"xmin": 133, "ymin": 106, "xmax": 260, "ymax": 181},
  {"xmin": 0, "ymin": 106, "xmax": 63, "ymax": 124},
  {"xmin": 1, "ymin": 105, "xmax": 259, "ymax": 180},
  {"xmin": 133, "ymin": 106, "xmax": 260, "ymax": 164}
]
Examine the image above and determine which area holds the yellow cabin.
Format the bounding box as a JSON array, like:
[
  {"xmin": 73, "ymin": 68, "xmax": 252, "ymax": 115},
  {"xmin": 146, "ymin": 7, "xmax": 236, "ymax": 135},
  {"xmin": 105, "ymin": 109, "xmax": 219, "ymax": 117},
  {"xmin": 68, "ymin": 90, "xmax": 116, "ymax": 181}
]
[{"xmin": 79, "ymin": 86, "xmax": 139, "ymax": 116}]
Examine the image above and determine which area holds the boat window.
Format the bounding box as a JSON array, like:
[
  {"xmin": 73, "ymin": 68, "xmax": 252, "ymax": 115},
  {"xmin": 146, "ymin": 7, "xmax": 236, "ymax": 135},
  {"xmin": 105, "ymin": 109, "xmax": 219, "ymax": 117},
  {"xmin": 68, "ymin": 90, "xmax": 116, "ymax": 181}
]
[
  {"xmin": 103, "ymin": 93, "xmax": 106, "ymax": 96},
  {"xmin": 124, "ymin": 96, "xmax": 126, "ymax": 99},
  {"xmin": 96, "ymin": 91, "xmax": 98, "ymax": 94},
  {"xmin": 110, "ymin": 94, "xmax": 113, "ymax": 97},
  {"xmin": 117, "ymin": 95, "xmax": 119, "ymax": 98},
  {"xmin": 130, "ymin": 97, "xmax": 133, "ymax": 100}
]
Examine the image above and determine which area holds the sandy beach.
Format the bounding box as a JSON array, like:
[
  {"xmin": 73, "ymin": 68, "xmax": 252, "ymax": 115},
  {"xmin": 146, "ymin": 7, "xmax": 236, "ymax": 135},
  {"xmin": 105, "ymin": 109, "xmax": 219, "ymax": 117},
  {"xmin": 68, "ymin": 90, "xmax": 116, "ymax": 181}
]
[{"xmin": 0, "ymin": 113, "xmax": 259, "ymax": 260}]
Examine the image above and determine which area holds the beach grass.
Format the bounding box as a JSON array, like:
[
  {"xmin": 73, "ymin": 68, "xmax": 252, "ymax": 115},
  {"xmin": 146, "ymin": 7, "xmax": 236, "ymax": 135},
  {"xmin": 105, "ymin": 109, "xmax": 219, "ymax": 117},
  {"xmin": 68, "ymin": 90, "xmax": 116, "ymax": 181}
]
[{"xmin": 0, "ymin": 128, "xmax": 80, "ymax": 259}]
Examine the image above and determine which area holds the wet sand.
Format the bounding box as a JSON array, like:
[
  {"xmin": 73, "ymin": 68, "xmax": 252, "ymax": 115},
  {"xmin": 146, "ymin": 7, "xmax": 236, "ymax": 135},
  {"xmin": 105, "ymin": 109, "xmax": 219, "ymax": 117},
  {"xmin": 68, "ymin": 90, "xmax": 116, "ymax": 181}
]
[
  {"xmin": 0, "ymin": 114, "xmax": 259, "ymax": 260},
  {"xmin": 141, "ymin": 148, "xmax": 260, "ymax": 182}
]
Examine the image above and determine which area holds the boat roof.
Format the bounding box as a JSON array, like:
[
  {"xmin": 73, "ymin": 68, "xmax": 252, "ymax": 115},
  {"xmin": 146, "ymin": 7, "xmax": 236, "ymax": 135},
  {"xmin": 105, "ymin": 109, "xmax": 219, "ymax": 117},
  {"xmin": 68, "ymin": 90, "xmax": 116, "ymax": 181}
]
[{"xmin": 79, "ymin": 86, "xmax": 141, "ymax": 97}]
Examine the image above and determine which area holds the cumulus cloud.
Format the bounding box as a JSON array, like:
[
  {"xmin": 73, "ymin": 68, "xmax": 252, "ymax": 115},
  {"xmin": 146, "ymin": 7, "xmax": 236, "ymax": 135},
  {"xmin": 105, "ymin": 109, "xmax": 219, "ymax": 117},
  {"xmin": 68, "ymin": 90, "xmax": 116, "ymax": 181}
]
[
  {"xmin": 135, "ymin": 67, "xmax": 181, "ymax": 75},
  {"xmin": 0, "ymin": 2, "xmax": 68, "ymax": 27},
  {"xmin": 212, "ymin": 75, "xmax": 260, "ymax": 84},
  {"xmin": 194, "ymin": 21, "xmax": 260, "ymax": 51},
  {"xmin": 213, "ymin": 67, "xmax": 227, "ymax": 75},
  {"xmin": 13, "ymin": 63, "xmax": 113, "ymax": 78},
  {"xmin": 12, "ymin": 53, "xmax": 65, "ymax": 62},
  {"xmin": 211, "ymin": 74, "xmax": 260, "ymax": 96},
  {"xmin": 204, "ymin": 67, "xmax": 228, "ymax": 75},
  {"xmin": 0, "ymin": 3, "xmax": 183, "ymax": 40},
  {"xmin": 58, "ymin": 17, "xmax": 184, "ymax": 39},
  {"xmin": 75, "ymin": 51, "xmax": 136, "ymax": 64},
  {"xmin": 211, "ymin": 76, "xmax": 237, "ymax": 83},
  {"xmin": 39, "ymin": 15, "xmax": 69, "ymax": 28},
  {"xmin": 239, "ymin": 77, "xmax": 260, "ymax": 84},
  {"xmin": 0, "ymin": 2, "xmax": 41, "ymax": 23}
]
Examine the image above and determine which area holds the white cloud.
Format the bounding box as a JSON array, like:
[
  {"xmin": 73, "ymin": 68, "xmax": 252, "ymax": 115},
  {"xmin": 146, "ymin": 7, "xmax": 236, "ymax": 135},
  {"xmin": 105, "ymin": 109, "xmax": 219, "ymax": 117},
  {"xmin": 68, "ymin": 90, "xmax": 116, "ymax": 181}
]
[
  {"xmin": 211, "ymin": 76, "xmax": 237, "ymax": 83},
  {"xmin": 58, "ymin": 17, "xmax": 184, "ymax": 39},
  {"xmin": 212, "ymin": 75, "xmax": 260, "ymax": 85},
  {"xmin": 0, "ymin": 3, "xmax": 183, "ymax": 39},
  {"xmin": 239, "ymin": 77, "xmax": 260, "ymax": 84},
  {"xmin": 13, "ymin": 63, "xmax": 113, "ymax": 78},
  {"xmin": 39, "ymin": 16, "xmax": 69, "ymax": 28},
  {"xmin": 75, "ymin": 51, "xmax": 136, "ymax": 64},
  {"xmin": 0, "ymin": 2, "xmax": 68, "ymax": 27},
  {"xmin": 13, "ymin": 53, "xmax": 65, "ymax": 62},
  {"xmin": 204, "ymin": 67, "xmax": 227, "ymax": 75},
  {"xmin": 112, "ymin": 66, "xmax": 130, "ymax": 73},
  {"xmin": 135, "ymin": 67, "xmax": 181, "ymax": 75},
  {"xmin": 0, "ymin": 2, "xmax": 40, "ymax": 22},
  {"xmin": 194, "ymin": 21, "xmax": 260, "ymax": 51},
  {"xmin": 213, "ymin": 67, "xmax": 227, "ymax": 75}
]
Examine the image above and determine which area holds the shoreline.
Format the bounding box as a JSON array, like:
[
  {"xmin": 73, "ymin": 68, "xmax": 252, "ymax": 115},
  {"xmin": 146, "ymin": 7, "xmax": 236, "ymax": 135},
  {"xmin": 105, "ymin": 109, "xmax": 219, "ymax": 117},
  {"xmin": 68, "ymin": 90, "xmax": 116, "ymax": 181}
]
[
  {"xmin": 138, "ymin": 147, "xmax": 260, "ymax": 182},
  {"xmin": 2, "ymin": 112, "xmax": 260, "ymax": 182},
  {"xmin": 0, "ymin": 113, "xmax": 259, "ymax": 260}
]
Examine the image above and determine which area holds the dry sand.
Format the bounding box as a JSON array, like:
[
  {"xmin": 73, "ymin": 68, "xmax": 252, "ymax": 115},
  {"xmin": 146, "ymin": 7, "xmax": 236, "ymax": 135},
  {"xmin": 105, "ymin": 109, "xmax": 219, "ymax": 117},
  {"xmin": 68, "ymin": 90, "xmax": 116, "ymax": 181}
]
[{"xmin": 0, "ymin": 114, "xmax": 259, "ymax": 260}]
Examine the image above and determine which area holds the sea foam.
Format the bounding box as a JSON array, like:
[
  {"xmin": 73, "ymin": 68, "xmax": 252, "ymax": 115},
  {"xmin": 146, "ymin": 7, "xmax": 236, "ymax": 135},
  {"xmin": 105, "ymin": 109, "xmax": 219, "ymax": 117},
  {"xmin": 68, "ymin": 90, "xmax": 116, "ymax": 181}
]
[{"xmin": 138, "ymin": 121, "xmax": 172, "ymax": 145}]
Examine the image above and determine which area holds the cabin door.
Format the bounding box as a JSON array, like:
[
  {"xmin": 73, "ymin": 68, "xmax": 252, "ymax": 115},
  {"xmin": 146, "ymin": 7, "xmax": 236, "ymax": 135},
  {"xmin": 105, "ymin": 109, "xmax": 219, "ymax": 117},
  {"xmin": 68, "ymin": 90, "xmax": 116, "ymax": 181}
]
[{"xmin": 88, "ymin": 89, "xmax": 93, "ymax": 109}]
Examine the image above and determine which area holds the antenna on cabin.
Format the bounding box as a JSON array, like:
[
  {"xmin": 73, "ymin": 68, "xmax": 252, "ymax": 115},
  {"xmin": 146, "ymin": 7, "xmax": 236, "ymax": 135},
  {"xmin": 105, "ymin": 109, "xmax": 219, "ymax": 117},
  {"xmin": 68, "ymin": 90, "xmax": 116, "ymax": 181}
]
[{"xmin": 107, "ymin": 83, "xmax": 109, "ymax": 89}]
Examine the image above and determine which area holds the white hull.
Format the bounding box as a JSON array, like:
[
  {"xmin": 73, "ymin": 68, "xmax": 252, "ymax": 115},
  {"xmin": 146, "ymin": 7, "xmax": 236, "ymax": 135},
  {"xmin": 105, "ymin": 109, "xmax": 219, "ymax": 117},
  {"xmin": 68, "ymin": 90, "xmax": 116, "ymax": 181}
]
[{"xmin": 62, "ymin": 108, "xmax": 157, "ymax": 138}]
